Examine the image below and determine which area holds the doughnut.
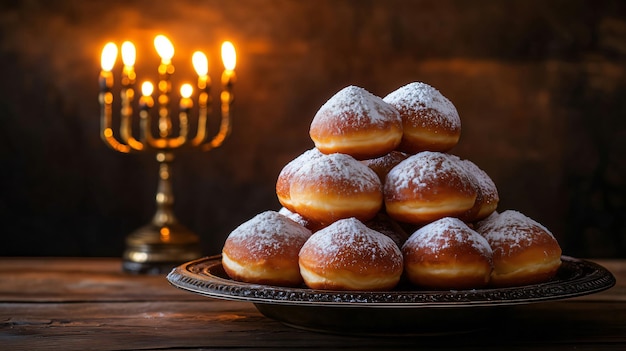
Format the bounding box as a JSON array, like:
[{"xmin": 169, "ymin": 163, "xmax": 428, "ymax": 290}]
[
  {"xmin": 476, "ymin": 210, "xmax": 562, "ymax": 287},
  {"xmin": 383, "ymin": 82, "xmax": 461, "ymax": 153},
  {"xmin": 458, "ymin": 159, "xmax": 499, "ymax": 222},
  {"xmin": 298, "ymin": 218, "xmax": 404, "ymax": 291},
  {"xmin": 278, "ymin": 207, "xmax": 324, "ymax": 232},
  {"xmin": 276, "ymin": 148, "xmax": 323, "ymax": 212},
  {"xmin": 289, "ymin": 152, "xmax": 383, "ymax": 225},
  {"xmin": 309, "ymin": 85, "xmax": 403, "ymax": 160},
  {"xmin": 402, "ymin": 217, "xmax": 493, "ymax": 289},
  {"xmin": 365, "ymin": 213, "xmax": 410, "ymax": 248},
  {"xmin": 222, "ymin": 211, "xmax": 312, "ymax": 287},
  {"xmin": 361, "ymin": 150, "xmax": 409, "ymax": 183},
  {"xmin": 384, "ymin": 151, "xmax": 477, "ymax": 225}
]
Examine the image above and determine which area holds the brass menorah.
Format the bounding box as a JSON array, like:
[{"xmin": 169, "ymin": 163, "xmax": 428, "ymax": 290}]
[{"xmin": 98, "ymin": 35, "xmax": 236, "ymax": 273}]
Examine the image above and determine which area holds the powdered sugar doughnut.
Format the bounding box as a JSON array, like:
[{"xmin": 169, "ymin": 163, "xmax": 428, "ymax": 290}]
[
  {"xmin": 278, "ymin": 207, "xmax": 324, "ymax": 232},
  {"xmin": 476, "ymin": 210, "xmax": 562, "ymax": 287},
  {"xmin": 384, "ymin": 151, "xmax": 477, "ymax": 225},
  {"xmin": 383, "ymin": 82, "xmax": 461, "ymax": 153},
  {"xmin": 299, "ymin": 218, "xmax": 404, "ymax": 291},
  {"xmin": 361, "ymin": 150, "xmax": 409, "ymax": 183},
  {"xmin": 310, "ymin": 85, "xmax": 403, "ymax": 160},
  {"xmin": 402, "ymin": 217, "xmax": 493, "ymax": 289},
  {"xmin": 222, "ymin": 211, "xmax": 312, "ymax": 287},
  {"xmin": 365, "ymin": 213, "xmax": 410, "ymax": 248},
  {"xmin": 276, "ymin": 148, "xmax": 323, "ymax": 212},
  {"xmin": 290, "ymin": 153, "xmax": 383, "ymax": 225},
  {"xmin": 458, "ymin": 159, "xmax": 499, "ymax": 222}
]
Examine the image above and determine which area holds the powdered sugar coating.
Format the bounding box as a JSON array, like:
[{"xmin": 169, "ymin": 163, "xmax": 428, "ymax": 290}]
[
  {"xmin": 385, "ymin": 151, "xmax": 474, "ymax": 197},
  {"xmin": 224, "ymin": 211, "xmax": 312, "ymax": 259},
  {"xmin": 276, "ymin": 148, "xmax": 324, "ymax": 209},
  {"xmin": 292, "ymin": 152, "xmax": 382, "ymax": 195},
  {"xmin": 383, "ymin": 82, "xmax": 460, "ymax": 130},
  {"xmin": 311, "ymin": 85, "xmax": 401, "ymax": 134},
  {"xmin": 277, "ymin": 148, "xmax": 324, "ymax": 186},
  {"xmin": 476, "ymin": 210, "xmax": 555, "ymax": 253},
  {"xmin": 278, "ymin": 207, "xmax": 310, "ymax": 227},
  {"xmin": 459, "ymin": 159, "xmax": 498, "ymax": 201},
  {"xmin": 403, "ymin": 217, "xmax": 492, "ymax": 259},
  {"xmin": 299, "ymin": 218, "xmax": 403, "ymax": 273}
]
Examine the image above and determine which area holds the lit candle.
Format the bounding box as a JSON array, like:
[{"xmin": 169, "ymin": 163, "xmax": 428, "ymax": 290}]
[
  {"xmin": 220, "ymin": 41, "xmax": 237, "ymax": 119},
  {"xmin": 120, "ymin": 41, "xmax": 137, "ymax": 146},
  {"xmin": 140, "ymin": 81, "xmax": 154, "ymax": 111},
  {"xmin": 101, "ymin": 42, "xmax": 118, "ymax": 71},
  {"xmin": 154, "ymin": 35, "xmax": 174, "ymax": 65},
  {"xmin": 220, "ymin": 41, "xmax": 237, "ymax": 89},
  {"xmin": 179, "ymin": 83, "xmax": 193, "ymax": 140},
  {"xmin": 139, "ymin": 81, "xmax": 154, "ymax": 142},
  {"xmin": 191, "ymin": 51, "xmax": 210, "ymax": 145},
  {"xmin": 192, "ymin": 51, "xmax": 209, "ymax": 90},
  {"xmin": 154, "ymin": 35, "xmax": 175, "ymax": 137},
  {"xmin": 121, "ymin": 41, "xmax": 136, "ymax": 86},
  {"xmin": 180, "ymin": 83, "xmax": 193, "ymax": 110},
  {"xmin": 99, "ymin": 42, "xmax": 117, "ymax": 92}
]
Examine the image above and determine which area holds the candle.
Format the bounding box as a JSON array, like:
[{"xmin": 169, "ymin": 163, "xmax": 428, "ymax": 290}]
[
  {"xmin": 220, "ymin": 41, "xmax": 237, "ymax": 88},
  {"xmin": 220, "ymin": 41, "xmax": 237, "ymax": 120},
  {"xmin": 140, "ymin": 81, "xmax": 154, "ymax": 110},
  {"xmin": 178, "ymin": 83, "xmax": 193, "ymax": 140},
  {"xmin": 191, "ymin": 51, "xmax": 210, "ymax": 145},
  {"xmin": 154, "ymin": 35, "xmax": 174, "ymax": 65},
  {"xmin": 154, "ymin": 35, "xmax": 175, "ymax": 137},
  {"xmin": 99, "ymin": 42, "xmax": 117, "ymax": 93},
  {"xmin": 121, "ymin": 41, "xmax": 136, "ymax": 85},
  {"xmin": 100, "ymin": 42, "xmax": 118, "ymax": 72},
  {"xmin": 192, "ymin": 51, "xmax": 209, "ymax": 90},
  {"xmin": 120, "ymin": 41, "xmax": 137, "ymax": 146},
  {"xmin": 180, "ymin": 84, "xmax": 193, "ymax": 108},
  {"xmin": 139, "ymin": 81, "xmax": 154, "ymax": 143}
]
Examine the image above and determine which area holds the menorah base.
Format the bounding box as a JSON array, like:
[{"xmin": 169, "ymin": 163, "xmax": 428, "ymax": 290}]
[{"xmin": 122, "ymin": 222, "xmax": 202, "ymax": 274}]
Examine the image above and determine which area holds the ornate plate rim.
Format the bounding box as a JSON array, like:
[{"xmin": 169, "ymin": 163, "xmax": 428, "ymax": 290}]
[{"xmin": 166, "ymin": 255, "xmax": 615, "ymax": 308}]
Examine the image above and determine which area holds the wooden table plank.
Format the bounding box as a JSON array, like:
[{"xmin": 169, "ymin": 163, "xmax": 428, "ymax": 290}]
[
  {"xmin": 1, "ymin": 300, "xmax": 625, "ymax": 350},
  {"xmin": 0, "ymin": 257, "xmax": 624, "ymax": 350},
  {"xmin": 0, "ymin": 257, "xmax": 203, "ymax": 302}
]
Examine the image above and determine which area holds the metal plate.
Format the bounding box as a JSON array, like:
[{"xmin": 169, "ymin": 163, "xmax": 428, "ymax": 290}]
[{"xmin": 167, "ymin": 255, "xmax": 615, "ymax": 335}]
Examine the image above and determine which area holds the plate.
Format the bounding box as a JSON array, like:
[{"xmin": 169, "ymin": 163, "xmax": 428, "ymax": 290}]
[{"xmin": 166, "ymin": 255, "xmax": 615, "ymax": 335}]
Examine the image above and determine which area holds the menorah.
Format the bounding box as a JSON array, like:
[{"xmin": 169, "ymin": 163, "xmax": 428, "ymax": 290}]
[{"xmin": 99, "ymin": 35, "xmax": 236, "ymax": 274}]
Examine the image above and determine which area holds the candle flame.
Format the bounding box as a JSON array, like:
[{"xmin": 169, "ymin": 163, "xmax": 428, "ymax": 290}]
[
  {"xmin": 100, "ymin": 42, "xmax": 118, "ymax": 71},
  {"xmin": 192, "ymin": 51, "xmax": 208, "ymax": 76},
  {"xmin": 121, "ymin": 41, "xmax": 136, "ymax": 67},
  {"xmin": 154, "ymin": 35, "xmax": 174, "ymax": 62},
  {"xmin": 141, "ymin": 81, "xmax": 154, "ymax": 96},
  {"xmin": 180, "ymin": 83, "xmax": 193, "ymax": 98},
  {"xmin": 221, "ymin": 41, "xmax": 236, "ymax": 71}
]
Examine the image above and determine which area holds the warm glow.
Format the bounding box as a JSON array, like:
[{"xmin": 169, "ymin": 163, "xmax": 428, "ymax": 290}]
[
  {"xmin": 100, "ymin": 42, "xmax": 118, "ymax": 71},
  {"xmin": 121, "ymin": 41, "xmax": 136, "ymax": 67},
  {"xmin": 141, "ymin": 81, "xmax": 154, "ymax": 96},
  {"xmin": 221, "ymin": 41, "xmax": 236, "ymax": 71},
  {"xmin": 192, "ymin": 51, "xmax": 208, "ymax": 76},
  {"xmin": 180, "ymin": 83, "xmax": 193, "ymax": 98},
  {"xmin": 154, "ymin": 35, "xmax": 174, "ymax": 62}
]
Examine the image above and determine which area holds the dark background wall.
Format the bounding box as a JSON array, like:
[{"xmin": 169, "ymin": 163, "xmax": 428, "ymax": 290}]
[{"xmin": 1, "ymin": 0, "xmax": 625, "ymax": 258}]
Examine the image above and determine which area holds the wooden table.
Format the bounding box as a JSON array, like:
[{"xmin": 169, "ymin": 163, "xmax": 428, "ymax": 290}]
[{"xmin": 0, "ymin": 257, "xmax": 624, "ymax": 350}]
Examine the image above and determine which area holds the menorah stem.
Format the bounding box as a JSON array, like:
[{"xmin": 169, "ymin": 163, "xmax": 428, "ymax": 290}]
[
  {"xmin": 151, "ymin": 152, "xmax": 180, "ymax": 228},
  {"xmin": 122, "ymin": 151, "xmax": 202, "ymax": 274}
]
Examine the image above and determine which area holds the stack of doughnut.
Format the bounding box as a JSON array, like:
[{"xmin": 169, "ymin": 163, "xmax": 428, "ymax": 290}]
[{"xmin": 222, "ymin": 81, "xmax": 562, "ymax": 291}]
